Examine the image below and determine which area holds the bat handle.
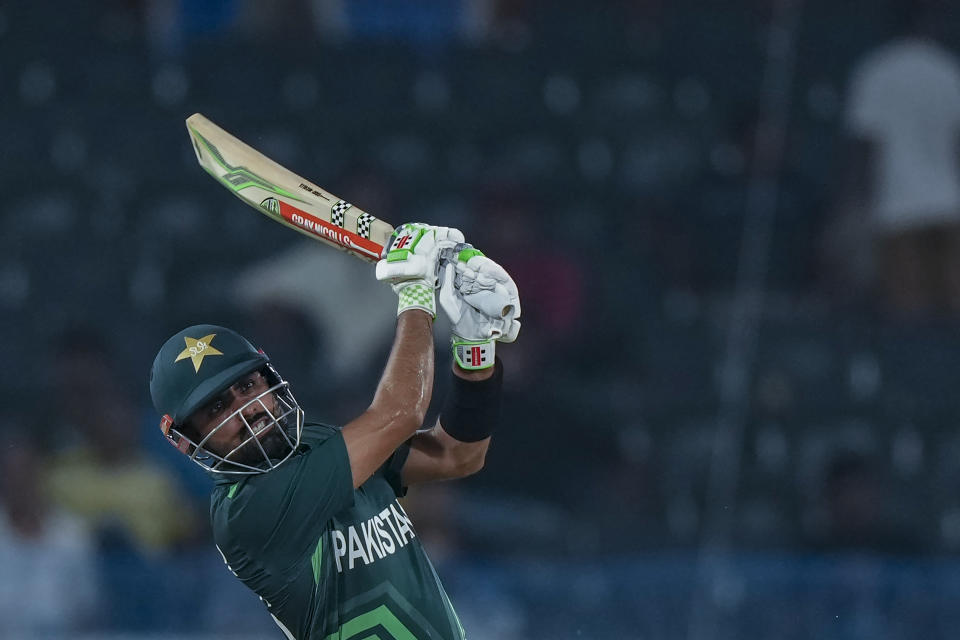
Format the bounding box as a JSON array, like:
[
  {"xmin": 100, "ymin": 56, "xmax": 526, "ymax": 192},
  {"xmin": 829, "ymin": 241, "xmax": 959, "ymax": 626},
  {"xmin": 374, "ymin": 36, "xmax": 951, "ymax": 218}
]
[
  {"xmin": 438, "ymin": 248, "xmax": 468, "ymax": 297},
  {"xmin": 438, "ymin": 246, "xmax": 458, "ymax": 267}
]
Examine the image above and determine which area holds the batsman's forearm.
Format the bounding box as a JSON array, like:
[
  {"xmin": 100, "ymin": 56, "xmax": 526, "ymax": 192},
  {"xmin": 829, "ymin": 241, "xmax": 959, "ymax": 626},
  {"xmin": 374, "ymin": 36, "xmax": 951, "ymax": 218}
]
[
  {"xmin": 342, "ymin": 310, "xmax": 435, "ymax": 488},
  {"xmin": 370, "ymin": 310, "xmax": 435, "ymax": 429}
]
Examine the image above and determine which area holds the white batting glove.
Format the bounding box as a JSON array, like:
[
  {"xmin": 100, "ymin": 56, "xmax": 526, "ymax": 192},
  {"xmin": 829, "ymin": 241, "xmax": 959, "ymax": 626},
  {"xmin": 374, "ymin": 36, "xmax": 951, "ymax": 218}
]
[
  {"xmin": 438, "ymin": 244, "xmax": 521, "ymax": 370},
  {"xmin": 376, "ymin": 223, "xmax": 465, "ymax": 316}
]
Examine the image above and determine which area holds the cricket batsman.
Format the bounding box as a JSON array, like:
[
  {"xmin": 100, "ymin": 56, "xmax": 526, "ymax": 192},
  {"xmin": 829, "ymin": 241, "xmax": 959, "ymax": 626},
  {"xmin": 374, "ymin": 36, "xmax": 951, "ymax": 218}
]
[{"xmin": 149, "ymin": 223, "xmax": 520, "ymax": 639}]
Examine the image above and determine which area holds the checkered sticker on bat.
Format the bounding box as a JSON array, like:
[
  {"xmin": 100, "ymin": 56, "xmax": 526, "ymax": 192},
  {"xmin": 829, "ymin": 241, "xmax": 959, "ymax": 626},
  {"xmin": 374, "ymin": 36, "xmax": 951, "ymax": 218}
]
[
  {"xmin": 331, "ymin": 200, "xmax": 352, "ymax": 227},
  {"xmin": 357, "ymin": 212, "xmax": 375, "ymax": 239}
]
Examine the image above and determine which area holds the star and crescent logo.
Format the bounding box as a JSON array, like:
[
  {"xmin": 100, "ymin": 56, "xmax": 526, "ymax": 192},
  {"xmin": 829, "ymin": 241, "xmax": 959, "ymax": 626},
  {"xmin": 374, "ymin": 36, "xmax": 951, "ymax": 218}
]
[{"xmin": 175, "ymin": 333, "xmax": 224, "ymax": 372}]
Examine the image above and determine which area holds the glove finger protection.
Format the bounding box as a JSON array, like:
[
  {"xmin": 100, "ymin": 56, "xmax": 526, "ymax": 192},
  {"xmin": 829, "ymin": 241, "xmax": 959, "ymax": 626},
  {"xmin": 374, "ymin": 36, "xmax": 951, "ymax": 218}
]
[
  {"xmin": 439, "ymin": 262, "xmax": 504, "ymax": 339},
  {"xmin": 439, "ymin": 244, "xmax": 522, "ymax": 368},
  {"xmin": 452, "ymin": 251, "xmax": 521, "ymax": 342}
]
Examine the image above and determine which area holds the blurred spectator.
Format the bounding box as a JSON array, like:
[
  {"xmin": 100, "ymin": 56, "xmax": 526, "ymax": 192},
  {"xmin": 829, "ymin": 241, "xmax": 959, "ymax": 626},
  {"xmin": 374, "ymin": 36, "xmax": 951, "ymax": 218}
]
[
  {"xmin": 833, "ymin": 1, "xmax": 960, "ymax": 317},
  {"xmin": 0, "ymin": 424, "xmax": 98, "ymax": 635},
  {"xmin": 807, "ymin": 450, "xmax": 921, "ymax": 555},
  {"xmin": 41, "ymin": 328, "xmax": 207, "ymax": 630},
  {"xmin": 43, "ymin": 328, "xmax": 200, "ymax": 554}
]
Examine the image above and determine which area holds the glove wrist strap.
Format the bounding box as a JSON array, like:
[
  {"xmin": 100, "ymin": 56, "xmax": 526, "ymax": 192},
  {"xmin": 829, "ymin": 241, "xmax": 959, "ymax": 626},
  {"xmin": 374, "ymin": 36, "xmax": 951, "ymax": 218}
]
[
  {"xmin": 451, "ymin": 335, "xmax": 495, "ymax": 370},
  {"xmin": 397, "ymin": 282, "xmax": 436, "ymax": 317}
]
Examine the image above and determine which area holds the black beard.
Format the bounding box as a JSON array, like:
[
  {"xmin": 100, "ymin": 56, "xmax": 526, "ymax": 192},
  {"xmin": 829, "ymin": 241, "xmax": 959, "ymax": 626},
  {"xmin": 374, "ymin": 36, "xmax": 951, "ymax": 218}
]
[{"xmin": 224, "ymin": 425, "xmax": 293, "ymax": 467}]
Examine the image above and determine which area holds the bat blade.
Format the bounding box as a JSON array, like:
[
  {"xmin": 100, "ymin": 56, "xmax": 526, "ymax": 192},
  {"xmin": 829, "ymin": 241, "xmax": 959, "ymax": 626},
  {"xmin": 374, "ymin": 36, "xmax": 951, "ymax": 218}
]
[{"xmin": 185, "ymin": 113, "xmax": 393, "ymax": 263}]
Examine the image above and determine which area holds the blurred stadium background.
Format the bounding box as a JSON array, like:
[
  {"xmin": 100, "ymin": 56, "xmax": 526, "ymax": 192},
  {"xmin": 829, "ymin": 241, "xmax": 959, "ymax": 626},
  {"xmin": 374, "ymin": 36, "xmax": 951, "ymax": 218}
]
[{"xmin": 4, "ymin": 0, "xmax": 960, "ymax": 638}]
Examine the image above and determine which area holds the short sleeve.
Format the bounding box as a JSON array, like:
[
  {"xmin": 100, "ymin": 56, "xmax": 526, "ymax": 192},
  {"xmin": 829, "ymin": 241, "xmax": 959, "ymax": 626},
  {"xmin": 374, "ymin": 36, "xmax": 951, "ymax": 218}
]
[{"xmin": 378, "ymin": 440, "xmax": 412, "ymax": 498}]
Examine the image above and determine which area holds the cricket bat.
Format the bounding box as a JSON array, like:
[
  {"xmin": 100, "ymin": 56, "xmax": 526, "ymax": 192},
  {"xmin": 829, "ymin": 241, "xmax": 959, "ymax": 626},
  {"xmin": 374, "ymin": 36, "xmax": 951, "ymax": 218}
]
[{"xmin": 186, "ymin": 113, "xmax": 393, "ymax": 263}]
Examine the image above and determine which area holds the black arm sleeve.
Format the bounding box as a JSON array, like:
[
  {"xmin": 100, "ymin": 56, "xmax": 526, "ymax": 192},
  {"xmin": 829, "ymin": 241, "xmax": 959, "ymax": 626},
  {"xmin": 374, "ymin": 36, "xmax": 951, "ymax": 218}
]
[{"xmin": 439, "ymin": 358, "xmax": 504, "ymax": 442}]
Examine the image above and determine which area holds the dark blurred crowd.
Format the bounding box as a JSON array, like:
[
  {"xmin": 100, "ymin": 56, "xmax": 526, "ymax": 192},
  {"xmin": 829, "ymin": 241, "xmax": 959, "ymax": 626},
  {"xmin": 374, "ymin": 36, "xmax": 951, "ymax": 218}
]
[{"xmin": 4, "ymin": 0, "xmax": 960, "ymax": 635}]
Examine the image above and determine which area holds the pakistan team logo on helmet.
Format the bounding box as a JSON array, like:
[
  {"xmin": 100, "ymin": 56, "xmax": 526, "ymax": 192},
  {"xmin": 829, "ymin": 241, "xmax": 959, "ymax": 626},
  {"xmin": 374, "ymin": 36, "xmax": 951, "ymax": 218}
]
[
  {"xmin": 149, "ymin": 324, "xmax": 304, "ymax": 474},
  {"xmin": 173, "ymin": 332, "xmax": 224, "ymax": 372},
  {"xmin": 260, "ymin": 197, "xmax": 281, "ymax": 217}
]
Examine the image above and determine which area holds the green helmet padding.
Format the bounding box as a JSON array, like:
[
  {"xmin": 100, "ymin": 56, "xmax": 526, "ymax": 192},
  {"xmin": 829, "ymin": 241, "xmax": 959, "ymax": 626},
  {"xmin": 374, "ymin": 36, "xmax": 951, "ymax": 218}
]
[{"xmin": 150, "ymin": 324, "xmax": 269, "ymax": 425}]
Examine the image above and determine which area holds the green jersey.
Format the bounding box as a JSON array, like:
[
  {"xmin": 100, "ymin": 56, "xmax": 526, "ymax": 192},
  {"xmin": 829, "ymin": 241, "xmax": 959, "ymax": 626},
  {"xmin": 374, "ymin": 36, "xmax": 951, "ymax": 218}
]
[{"xmin": 210, "ymin": 423, "xmax": 466, "ymax": 640}]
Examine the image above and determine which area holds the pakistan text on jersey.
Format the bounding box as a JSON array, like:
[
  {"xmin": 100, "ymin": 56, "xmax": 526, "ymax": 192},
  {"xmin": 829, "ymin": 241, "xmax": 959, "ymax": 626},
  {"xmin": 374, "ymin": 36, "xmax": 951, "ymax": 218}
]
[{"xmin": 331, "ymin": 501, "xmax": 416, "ymax": 573}]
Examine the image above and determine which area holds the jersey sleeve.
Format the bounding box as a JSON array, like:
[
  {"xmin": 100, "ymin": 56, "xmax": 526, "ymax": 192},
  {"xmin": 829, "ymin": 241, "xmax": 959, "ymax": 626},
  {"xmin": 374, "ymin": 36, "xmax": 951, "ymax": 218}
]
[
  {"xmin": 377, "ymin": 439, "xmax": 411, "ymax": 498},
  {"xmin": 214, "ymin": 426, "xmax": 355, "ymax": 572}
]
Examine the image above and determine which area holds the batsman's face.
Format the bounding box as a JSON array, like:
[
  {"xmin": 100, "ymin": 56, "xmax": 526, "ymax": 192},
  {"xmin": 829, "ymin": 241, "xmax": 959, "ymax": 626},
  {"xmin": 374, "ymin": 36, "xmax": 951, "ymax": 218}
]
[{"xmin": 188, "ymin": 371, "xmax": 292, "ymax": 466}]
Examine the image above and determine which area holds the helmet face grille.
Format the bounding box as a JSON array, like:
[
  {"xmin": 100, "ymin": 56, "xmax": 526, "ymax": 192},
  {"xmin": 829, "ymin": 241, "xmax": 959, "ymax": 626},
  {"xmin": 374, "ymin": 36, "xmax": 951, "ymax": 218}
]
[{"xmin": 166, "ymin": 377, "xmax": 304, "ymax": 475}]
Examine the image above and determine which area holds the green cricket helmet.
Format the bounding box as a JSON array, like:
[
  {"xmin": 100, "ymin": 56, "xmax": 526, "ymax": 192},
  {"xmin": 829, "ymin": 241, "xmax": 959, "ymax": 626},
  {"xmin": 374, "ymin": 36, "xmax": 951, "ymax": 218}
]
[{"xmin": 149, "ymin": 324, "xmax": 303, "ymax": 474}]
